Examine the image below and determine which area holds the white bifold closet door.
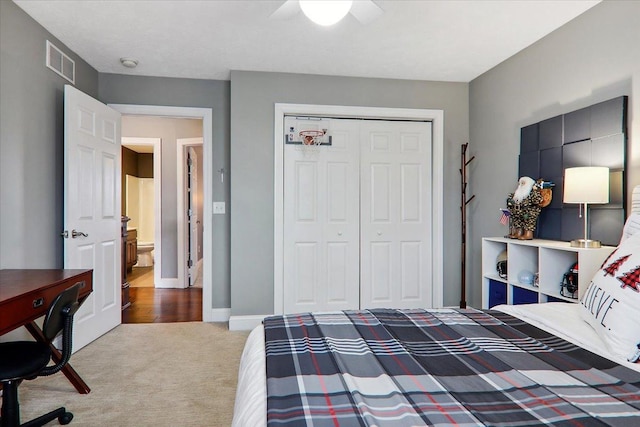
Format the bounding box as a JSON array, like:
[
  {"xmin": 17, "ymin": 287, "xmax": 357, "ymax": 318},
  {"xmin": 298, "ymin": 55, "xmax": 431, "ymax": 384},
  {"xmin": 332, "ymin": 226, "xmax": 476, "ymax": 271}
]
[
  {"xmin": 283, "ymin": 118, "xmax": 432, "ymax": 314},
  {"xmin": 359, "ymin": 120, "xmax": 433, "ymax": 309}
]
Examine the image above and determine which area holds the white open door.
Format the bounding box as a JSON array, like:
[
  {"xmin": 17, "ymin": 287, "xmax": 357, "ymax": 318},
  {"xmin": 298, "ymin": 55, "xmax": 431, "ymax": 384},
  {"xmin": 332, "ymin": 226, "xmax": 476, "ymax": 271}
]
[
  {"xmin": 64, "ymin": 85, "xmax": 122, "ymax": 351},
  {"xmin": 177, "ymin": 138, "xmax": 203, "ymax": 288},
  {"xmin": 187, "ymin": 147, "xmax": 199, "ymax": 286}
]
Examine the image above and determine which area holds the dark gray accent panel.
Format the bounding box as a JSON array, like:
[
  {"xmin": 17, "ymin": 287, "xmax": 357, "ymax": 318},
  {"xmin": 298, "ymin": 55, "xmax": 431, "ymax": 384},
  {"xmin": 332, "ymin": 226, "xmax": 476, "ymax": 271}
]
[
  {"xmin": 562, "ymin": 140, "xmax": 591, "ymax": 168},
  {"xmin": 540, "ymin": 147, "xmax": 562, "ymax": 178},
  {"xmin": 547, "ymin": 175, "xmax": 564, "ymax": 209},
  {"xmin": 520, "ymin": 124, "xmax": 539, "ymax": 153},
  {"xmin": 561, "ymin": 208, "xmax": 583, "ymax": 242},
  {"xmin": 539, "ymin": 115, "xmax": 563, "ymax": 149},
  {"xmin": 537, "ymin": 208, "xmax": 562, "ymax": 240},
  {"xmin": 560, "ymin": 205, "xmax": 624, "ymax": 246},
  {"xmin": 563, "ymin": 106, "xmax": 590, "ymax": 144},
  {"xmin": 591, "ymin": 97, "xmax": 626, "ymax": 138},
  {"xmin": 519, "ymin": 152, "xmax": 539, "ymax": 180},
  {"xmin": 520, "ymin": 96, "xmax": 627, "ymax": 243},
  {"xmin": 590, "ymin": 208, "xmax": 625, "ymax": 246},
  {"xmin": 592, "ymin": 134, "xmax": 625, "ymax": 169}
]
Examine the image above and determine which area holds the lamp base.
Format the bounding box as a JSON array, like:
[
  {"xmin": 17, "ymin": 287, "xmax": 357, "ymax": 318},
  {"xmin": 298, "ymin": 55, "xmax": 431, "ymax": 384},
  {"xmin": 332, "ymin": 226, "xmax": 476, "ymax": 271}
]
[{"xmin": 570, "ymin": 239, "xmax": 602, "ymax": 248}]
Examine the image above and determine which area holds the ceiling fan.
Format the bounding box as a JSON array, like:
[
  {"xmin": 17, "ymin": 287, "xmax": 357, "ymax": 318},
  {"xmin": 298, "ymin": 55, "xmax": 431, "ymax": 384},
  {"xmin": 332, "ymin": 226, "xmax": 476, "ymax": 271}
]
[{"xmin": 270, "ymin": 0, "xmax": 383, "ymax": 25}]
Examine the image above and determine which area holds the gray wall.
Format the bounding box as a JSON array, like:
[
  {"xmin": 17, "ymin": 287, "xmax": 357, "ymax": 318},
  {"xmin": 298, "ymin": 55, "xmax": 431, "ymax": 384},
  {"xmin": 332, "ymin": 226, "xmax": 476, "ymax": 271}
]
[
  {"xmin": 0, "ymin": 0, "xmax": 99, "ymax": 268},
  {"xmin": 9, "ymin": 0, "xmax": 632, "ymax": 316},
  {"xmin": 469, "ymin": 0, "xmax": 640, "ymax": 307},
  {"xmin": 99, "ymin": 74, "xmax": 231, "ymax": 309},
  {"xmin": 230, "ymin": 70, "xmax": 468, "ymax": 316}
]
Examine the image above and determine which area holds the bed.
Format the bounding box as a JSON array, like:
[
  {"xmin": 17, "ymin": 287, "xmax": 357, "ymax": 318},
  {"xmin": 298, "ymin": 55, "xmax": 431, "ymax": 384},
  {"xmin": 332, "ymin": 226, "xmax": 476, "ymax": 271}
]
[{"xmin": 232, "ymin": 185, "xmax": 640, "ymax": 426}]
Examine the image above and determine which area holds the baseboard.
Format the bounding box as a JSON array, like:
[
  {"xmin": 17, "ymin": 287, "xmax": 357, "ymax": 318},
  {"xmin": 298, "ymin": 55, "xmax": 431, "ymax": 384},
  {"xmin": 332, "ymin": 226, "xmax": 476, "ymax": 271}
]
[
  {"xmin": 229, "ymin": 314, "xmax": 267, "ymax": 331},
  {"xmin": 203, "ymin": 308, "xmax": 231, "ymax": 322},
  {"xmin": 154, "ymin": 278, "xmax": 180, "ymax": 288}
]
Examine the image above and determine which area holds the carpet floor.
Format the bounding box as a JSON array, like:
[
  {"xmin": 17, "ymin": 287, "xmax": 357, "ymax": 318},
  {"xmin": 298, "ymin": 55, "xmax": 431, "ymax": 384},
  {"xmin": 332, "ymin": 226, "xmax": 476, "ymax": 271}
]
[{"xmin": 11, "ymin": 322, "xmax": 251, "ymax": 426}]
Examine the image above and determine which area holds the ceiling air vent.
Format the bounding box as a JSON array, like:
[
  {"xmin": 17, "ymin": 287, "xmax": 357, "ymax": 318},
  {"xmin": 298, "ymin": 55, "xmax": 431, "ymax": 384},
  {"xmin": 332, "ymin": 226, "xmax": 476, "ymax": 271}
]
[{"xmin": 46, "ymin": 40, "xmax": 75, "ymax": 84}]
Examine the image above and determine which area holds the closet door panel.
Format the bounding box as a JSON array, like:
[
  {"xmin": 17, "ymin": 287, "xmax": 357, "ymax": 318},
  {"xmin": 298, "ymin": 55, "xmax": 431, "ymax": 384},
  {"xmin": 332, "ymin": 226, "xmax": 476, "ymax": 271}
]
[
  {"xmin": 326, "ymin": 242, "xmax": 348, "ymax": 302},
  {"xmin": 370, "ymin": 164, "xmax": 391, "ymax": 222},
  {"xmin": 401, "ymin": 241, "xmax": 422, "ymax": 300},
  {"xmin": 283, "ymin": 117, "xmax": 360, "ymax": 313},
  {"xmin": 361, "ymin": 121, "xmax": 433, "ymax": 309},
  {"xmin": 293, "ymin": 242, "xmax": 318, "ymax": 304},
  {"xmin": 401, "ymin": 164, "xmax": 421, "ymax": 222},
  {"xmin": 370, "ymin": 241, "xmax": 392, "ymax": 302}
]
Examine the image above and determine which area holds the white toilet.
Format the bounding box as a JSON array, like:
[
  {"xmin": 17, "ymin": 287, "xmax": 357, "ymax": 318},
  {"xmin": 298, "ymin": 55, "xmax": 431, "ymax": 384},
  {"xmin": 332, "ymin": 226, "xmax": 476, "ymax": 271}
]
[{"xmin": 136, "ymin": 242, "xmax": 154, "ymax": 267}]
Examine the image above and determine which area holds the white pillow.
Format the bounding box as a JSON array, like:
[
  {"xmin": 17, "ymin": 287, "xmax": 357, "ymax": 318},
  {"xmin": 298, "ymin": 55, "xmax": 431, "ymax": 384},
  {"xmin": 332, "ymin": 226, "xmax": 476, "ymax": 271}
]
[
  {"xmin": 620, "ymin": 212, "xmax": 640, "ymax": 244},
  {"xmin": 580, "ymin": 232, "xmax": 640, "ymax": 360}
]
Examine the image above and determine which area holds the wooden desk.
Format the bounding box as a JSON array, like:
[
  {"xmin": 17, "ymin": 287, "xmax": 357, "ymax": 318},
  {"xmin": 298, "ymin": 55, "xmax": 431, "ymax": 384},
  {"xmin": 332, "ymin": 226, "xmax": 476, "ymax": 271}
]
[{"xmin": 0, "ymin": 269, "xmax": 93, "ymax": 394}]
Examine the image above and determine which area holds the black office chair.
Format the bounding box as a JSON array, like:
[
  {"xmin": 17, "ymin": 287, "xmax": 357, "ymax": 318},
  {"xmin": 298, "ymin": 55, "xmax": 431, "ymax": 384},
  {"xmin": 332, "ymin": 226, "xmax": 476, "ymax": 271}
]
[{"xmin": 0, "ymin": 283, "xmax": 82, "ymax": 427}]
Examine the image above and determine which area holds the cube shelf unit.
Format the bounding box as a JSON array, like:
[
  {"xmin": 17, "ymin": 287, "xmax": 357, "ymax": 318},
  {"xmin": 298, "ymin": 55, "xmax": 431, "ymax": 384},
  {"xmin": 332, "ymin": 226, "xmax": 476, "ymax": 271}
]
[{"xmin": 482, "ymin": 237, "xmax": 615, "ymax": 309}]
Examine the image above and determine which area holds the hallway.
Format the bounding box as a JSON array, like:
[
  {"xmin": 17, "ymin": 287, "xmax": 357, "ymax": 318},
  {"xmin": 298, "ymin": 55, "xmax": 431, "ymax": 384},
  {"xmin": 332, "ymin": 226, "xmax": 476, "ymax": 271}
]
[{"xmin": 122, "ymin": 267, "xmax": 202, "ymax": 323}]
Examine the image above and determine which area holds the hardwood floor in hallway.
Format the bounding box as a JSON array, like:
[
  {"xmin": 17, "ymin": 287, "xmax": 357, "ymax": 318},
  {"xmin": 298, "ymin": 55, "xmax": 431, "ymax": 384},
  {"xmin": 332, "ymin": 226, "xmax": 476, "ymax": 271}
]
[{"xmin": 122, "ymin": 266, "xmax": 202, "ymax": 323}]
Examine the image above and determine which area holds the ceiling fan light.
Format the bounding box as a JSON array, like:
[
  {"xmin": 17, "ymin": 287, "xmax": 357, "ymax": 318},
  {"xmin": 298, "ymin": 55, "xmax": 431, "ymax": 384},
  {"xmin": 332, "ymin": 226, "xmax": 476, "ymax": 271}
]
[{"xmin": 299, "ymin": 0, "xmax": 353, "ymax": 26}]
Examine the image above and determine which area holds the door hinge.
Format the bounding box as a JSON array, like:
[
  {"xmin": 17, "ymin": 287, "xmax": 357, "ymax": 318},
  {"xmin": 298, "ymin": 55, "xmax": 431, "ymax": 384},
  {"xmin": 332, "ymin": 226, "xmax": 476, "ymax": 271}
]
[{"xmin": 187, "ymin": 259, "xmax": 193, "ymax": 268}]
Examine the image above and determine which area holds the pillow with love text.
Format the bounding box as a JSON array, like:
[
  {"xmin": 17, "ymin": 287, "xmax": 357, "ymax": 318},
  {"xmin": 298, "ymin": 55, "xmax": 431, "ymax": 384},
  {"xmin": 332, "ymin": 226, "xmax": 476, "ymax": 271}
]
[{"xmin": 580, "ymin": 232, "xmax": 640, "ymax": 361}]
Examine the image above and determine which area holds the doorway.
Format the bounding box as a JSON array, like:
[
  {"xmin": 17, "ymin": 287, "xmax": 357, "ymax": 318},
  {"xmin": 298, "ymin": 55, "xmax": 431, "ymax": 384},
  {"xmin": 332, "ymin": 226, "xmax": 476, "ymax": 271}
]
[
  {"xmin": 122, "ymin": 137, "xmax": 161, "ymax": 291},
  {"xmin": 110, "ymin": 105, "xmax": 213, "ymax": 323}
]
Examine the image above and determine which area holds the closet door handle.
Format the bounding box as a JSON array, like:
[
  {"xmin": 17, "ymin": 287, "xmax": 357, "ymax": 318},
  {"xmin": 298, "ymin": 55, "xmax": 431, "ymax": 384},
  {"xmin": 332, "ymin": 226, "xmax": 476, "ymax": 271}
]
[
  {"xmin": 377, "ymin": 231, "xmax": 382, "ymax": 236},
  {"xmin": 337, "ymin": 231, "xmax": 343, "ymax": 236}
]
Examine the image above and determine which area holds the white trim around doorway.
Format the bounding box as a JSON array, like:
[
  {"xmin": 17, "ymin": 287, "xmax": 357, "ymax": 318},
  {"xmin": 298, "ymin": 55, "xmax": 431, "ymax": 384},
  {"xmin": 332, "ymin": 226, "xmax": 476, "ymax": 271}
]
[
  {"xmin": 273, "ymin": 103, "xmax": 444, "ymax": 315},
  {"xmin": 109, "ymin": 104, "xmax": 216, "ymax": 321}
]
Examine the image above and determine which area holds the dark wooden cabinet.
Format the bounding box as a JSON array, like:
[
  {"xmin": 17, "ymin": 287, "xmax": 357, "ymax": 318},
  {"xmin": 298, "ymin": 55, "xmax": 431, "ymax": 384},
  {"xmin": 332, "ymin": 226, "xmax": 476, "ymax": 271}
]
[
  {"xmin": 121, "ymin": 217, "xmax": 132, "ymax": 310},
  {"xmin": 126, "ymin": 228, "xmax": 138, "ymax": 272}
]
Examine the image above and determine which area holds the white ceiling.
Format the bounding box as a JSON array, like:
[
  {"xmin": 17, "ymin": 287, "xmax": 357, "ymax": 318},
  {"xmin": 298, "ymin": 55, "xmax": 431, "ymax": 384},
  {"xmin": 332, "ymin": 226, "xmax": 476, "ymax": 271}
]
[{"xmin": 14, "ymin": 0, "xmax": 600, "ymax": 83}]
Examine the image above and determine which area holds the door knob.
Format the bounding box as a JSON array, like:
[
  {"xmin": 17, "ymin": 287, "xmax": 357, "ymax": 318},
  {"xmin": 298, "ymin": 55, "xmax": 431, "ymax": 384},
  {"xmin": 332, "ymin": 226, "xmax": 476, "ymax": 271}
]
[
  {"xmin": 71, "ymin": 229, "xmax": 88, "ymax": 238},
  {"xmin": 337, "ymin": 231, "xmax": 343, "ymax": 236},
  {"xmin": 377, "ymin": 231, "xmax": 382, "ymax": 236}
]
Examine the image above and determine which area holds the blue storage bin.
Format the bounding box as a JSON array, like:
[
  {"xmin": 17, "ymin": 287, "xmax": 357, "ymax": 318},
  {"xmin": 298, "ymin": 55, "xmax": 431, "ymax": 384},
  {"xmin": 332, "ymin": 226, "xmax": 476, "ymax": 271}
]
[
  {"xmin": 513, "ymin": 286, "xmax": 538, "ymax": 305},
  {"xmin": 488, "ymin": 280, "xmax": 507, "ymax": 308},
  {"xmin": 546, "ymin": 295, "xmax": 571, "ymax": 303}
]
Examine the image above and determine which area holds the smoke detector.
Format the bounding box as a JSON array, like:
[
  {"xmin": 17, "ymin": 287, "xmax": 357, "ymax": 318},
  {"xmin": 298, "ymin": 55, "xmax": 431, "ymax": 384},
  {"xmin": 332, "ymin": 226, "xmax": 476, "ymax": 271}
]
[{"xmin": 120, "ymin": 58, "xmax": 138, "ymax": 68}]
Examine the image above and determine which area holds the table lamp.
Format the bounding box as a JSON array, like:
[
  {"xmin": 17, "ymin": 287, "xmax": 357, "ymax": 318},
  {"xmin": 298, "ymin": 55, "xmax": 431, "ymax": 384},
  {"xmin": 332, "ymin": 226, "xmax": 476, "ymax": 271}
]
[{"xmin": 563, "ymin": 166, "xmax": 610, "ymax": 248}]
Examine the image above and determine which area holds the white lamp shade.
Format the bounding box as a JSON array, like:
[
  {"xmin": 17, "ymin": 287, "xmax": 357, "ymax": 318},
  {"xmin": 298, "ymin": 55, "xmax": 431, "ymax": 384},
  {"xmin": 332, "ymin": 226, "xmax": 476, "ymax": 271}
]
[
  {"xmin": 300, "ymin": 0, "xmax": 353, "ymax": 26},
  {"xmin": 563, "ymin": 166, "xmax": 610, "ymax": 204}
]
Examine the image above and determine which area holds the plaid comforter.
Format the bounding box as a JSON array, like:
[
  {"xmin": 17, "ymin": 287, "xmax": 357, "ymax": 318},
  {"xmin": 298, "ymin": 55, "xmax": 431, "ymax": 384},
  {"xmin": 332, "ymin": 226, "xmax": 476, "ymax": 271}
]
[{"xmin": 264, "ymin": 308, "xmax": 640, "ymax": 426}]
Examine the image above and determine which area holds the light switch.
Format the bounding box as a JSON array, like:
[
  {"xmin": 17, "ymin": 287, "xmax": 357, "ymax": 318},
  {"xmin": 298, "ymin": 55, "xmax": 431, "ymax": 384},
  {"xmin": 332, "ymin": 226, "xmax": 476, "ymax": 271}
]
[{"xmin": 213, "ymin": 202, "xmax": 226, "ymax": 214}]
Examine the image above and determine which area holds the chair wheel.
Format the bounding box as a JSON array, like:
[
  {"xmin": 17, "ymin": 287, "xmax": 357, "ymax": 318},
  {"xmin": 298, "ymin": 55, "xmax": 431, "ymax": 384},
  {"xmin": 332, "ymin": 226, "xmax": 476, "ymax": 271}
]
[{"xmin": 59, "ymin": 411, "xmax": 73, "ymax": 424}]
